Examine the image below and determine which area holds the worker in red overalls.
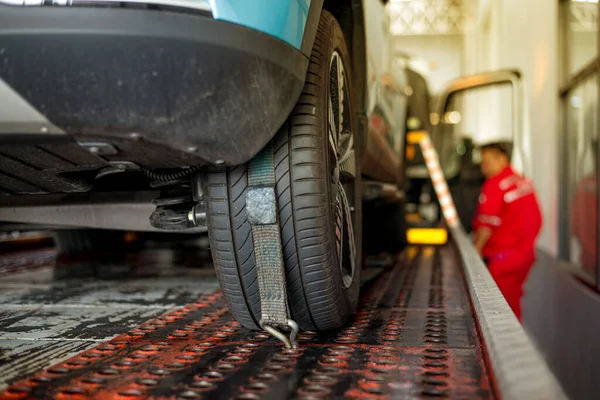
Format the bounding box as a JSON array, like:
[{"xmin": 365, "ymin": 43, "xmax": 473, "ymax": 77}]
[{"xmin": 472, "ymin": 142, "xmax": 542, "ymax": 321}]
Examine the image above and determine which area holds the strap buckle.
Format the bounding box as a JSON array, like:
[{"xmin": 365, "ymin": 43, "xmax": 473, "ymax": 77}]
[{"xmin": 260, "ymin": 319, "xmax": 299, "ymax": 349}]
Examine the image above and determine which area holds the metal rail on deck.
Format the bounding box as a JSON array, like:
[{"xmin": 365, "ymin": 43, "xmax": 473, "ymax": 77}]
[
  {"xmin": 414, "ymin": 129, "xmax": 568, "ymax": 399},
  {"xmin": 451, "ymin": 226, "xmax": 568, "ymax": 399}
]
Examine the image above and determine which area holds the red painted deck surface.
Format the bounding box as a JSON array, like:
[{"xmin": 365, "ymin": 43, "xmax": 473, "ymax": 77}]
[{"xmin": 0, "ymin": 243, "xmax": 493, "ymax": 399}]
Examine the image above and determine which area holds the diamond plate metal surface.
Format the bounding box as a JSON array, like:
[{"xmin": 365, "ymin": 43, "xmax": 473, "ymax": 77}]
[
  {"xmin": 0, "ymin": 307, "xmax": 167, "ymax": 341},
  {"xmin": 0, "ymin": 244, "xmax": 221, "ymax": 393},
  {"xmin": 0, "ymin": 340, "xmax": 98, "ymax": 390},
  {"xmin": 0, "ymin": 245, "xmax": 495, "ymax": 399},
  {"xmin": 0, "ymin": 275, "xmax": 220, "ymax": 309}
]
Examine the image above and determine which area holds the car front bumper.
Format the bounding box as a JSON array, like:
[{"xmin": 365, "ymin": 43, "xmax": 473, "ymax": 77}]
[{"xmin": 0, "ymin": 5, "xmax": 309, "ymax": 166}]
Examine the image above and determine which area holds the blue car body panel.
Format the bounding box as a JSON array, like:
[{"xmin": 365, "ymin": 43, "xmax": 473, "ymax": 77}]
[{"xmin": 209, "ymin": 0, "xmax": 311, "ymax": 50}]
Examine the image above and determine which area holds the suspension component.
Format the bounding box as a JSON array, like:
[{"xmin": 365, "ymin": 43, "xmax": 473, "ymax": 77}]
[
  {"xmin": 147, "ymin": 169, "xmax": 206, "ymax": 230},
  {"xmin": 143, "ymin": 166, "xmax": 202, "ymax": 184},
  {"xmin": 188, "ymin": 202, "xmax": 207, "ymax": 227}
]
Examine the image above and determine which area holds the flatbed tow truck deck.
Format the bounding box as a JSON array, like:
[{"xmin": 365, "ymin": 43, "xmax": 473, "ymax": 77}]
[{"xmin": 0, "ymin": 233, "xmax": 565, "ymax": 400}]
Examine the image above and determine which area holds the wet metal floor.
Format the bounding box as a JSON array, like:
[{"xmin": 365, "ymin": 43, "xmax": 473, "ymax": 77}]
[{"xmin": 0, "ymin": 239, "xmax": 494, "ymax": 399}]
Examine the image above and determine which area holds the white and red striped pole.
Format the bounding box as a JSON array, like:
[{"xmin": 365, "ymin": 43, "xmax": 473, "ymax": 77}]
[{"xmin": 417, "ymin": 133, "xmax": 459, "ymax": 228}]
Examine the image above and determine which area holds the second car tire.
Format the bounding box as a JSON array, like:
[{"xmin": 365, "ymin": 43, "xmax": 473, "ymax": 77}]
[{"xmin": 205, "ymin": 10, "xmax": 362, "ymax": 331}]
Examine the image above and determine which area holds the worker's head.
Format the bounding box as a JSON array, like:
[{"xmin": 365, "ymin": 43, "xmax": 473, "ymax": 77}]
[{"xmin": 480, "ymin": 142, "xmax": 511, "ymax": 178}]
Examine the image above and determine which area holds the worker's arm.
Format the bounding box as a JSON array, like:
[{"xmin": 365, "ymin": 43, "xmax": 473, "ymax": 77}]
[
  {"xmin": 473, "ymin": 227, "xmax": 493, "ymax": 255},
  {"xmin": 471, "ymin": 181, "xmax": 503, "ymax": 257}
]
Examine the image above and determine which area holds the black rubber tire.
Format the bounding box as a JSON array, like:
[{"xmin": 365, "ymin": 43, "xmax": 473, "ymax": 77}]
[
  {"xmin": 53, "ymin": 230, "xmax": 127, "ymax": 255},
  {"xmin": 205, "ymin": 11, "xmax": 362, "ymax": 331}
]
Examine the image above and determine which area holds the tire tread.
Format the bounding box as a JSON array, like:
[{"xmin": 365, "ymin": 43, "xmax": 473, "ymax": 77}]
[{"xmin": 205, "ymin": 10, "xmax": 360, "ymax": 331}]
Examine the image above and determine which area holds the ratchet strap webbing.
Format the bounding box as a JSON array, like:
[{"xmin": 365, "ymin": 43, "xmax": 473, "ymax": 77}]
[{"xmin": 246, "ymin": 142, "xmax": 296, "ymax": 347}]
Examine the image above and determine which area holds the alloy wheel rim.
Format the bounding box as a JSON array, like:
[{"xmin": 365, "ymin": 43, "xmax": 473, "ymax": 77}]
[{"xmin": 328, "ymin": 51, "xmax": 356, "ymax": 290}]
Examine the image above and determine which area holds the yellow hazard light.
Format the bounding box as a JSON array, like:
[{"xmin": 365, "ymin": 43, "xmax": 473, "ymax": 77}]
[
  {"xmin": 406, "ymin": 131, "xmax": 426, "ymax": 144},
  {"xmin": 407, "ymin": 228, "xmax": 448, "ymax": 245}
]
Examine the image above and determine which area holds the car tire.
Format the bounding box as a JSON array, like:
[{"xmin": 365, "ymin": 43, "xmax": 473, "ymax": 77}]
[{"xmin": 204, "ymin": 10, "xmax": 362, "ymax": 331}]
